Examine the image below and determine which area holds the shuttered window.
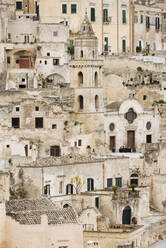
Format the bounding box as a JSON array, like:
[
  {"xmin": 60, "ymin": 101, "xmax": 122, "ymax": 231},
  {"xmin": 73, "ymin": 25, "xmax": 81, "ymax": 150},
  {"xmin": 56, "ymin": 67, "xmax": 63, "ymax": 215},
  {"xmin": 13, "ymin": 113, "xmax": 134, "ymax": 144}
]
[
  {"xmin": 103, "ymin": 9, "xmax": 108, "ymax": 22},
  {"xmin": 91, "ymin": 8, "xmax": 95, "ymax": 21},
  {"xmin": 62, "ymin": 4, "xmax": 67, "ymax": 14},
  {"xmin": 122, "ymin": 10, "xmax": 126, "ymax": 24},
  {"xmin": 71, "ymin": 4, "xmax": 77, "ymax": 14}
]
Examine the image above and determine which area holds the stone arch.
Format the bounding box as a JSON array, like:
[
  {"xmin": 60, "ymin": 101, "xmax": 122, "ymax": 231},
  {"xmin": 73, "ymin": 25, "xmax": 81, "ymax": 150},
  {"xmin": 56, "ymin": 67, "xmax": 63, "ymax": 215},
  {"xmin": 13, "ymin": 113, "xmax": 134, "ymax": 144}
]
[
  {"xmin": 78, "ymin": 95, "xmax": 84, "ymax": 110},
  {"xmin": 95, "ymin": 71, "xmax": 98, "ymax": 87},
  {"xmin": 46, "ymin": 73, "xmax": 66, "ymax": 88},
  {"xmin": 78, "ymin": 71, "xmax": 83, "ymax": 86},
  {"xmin": 122, "ymin": 206, "xmax": 131, "ymax": 224},
  {"xmin": 95, "ymin": 95, "xmax": 99, "ymax": 110}
]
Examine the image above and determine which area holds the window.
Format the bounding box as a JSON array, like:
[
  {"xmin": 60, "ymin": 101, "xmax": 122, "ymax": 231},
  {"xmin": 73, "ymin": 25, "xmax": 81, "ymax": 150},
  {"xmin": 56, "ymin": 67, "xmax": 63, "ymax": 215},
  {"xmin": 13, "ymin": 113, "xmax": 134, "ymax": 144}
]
[
  {"xmin": 134, "ymin": 15, "xmax": 138, "ymax": 23},
  {"xmin": 95, "ymin": 197, "xmax": 99, "ymax": 208},
  {"xmin": 107, "ymin": 178, "xmax": 112, "ymax": 188},
  {"xmin": 50, "ymin": 145, "xmax": 61, "ymax": 157},
  {"xmin": 59, "ymin": 181, "xmax": 63, "ymax": 194},
  {"xmin": 140, "ymin": 14, "xmax": 143, "ymax": 23},
  {"xmin": 122, "ymin": 39, "xmax": 126, "ymax": 52},
  {"xmin": 6, "ymin": 145, "xmax": 10, "ymax": 148},
  {"xmin": 22, "ymin": 78, "xmax": 25, "ymax": 82},
  {"xmin": 146, "ymin": 121, "xmax": 151, "ymax": 130},
  {"xmin": 19, "ymin": 84, "xmax": 26, "ymax": 88},
  {"xmin": 80, "ymin": 50, "xmax": 83, "ymax": 58},
  {"xmin": 62, "ymin": 3, "xmax": 67, "ymax": 14},
  {"xmin": 91, "ymin": 8, "xmax": 95, "ymax": 22},
  {"xmin": 71, "ymin": 4, "xmax": 77, "ymax": 14},
  {"xmin": 52, "ymin": 124, "xmax": 57, "ymax": 129},
  {"xmin": 95, "ymin": 72, "xmax": 98, "ymax": 87},
  {"xmin": 16, "ymin": 1, "xmax": 22, "ymax": 10},
  {"xmin": 104, "ymin": 36, "xmax": 108, "ymax": 51},
  {"xmin": 87, "ymin": 178, "xmax": 94, "ymax": 191},
  {"xmin": 7, "ymin": 33, "xmax": 11, "ymax": 42},
  {"xmin": 78, "ymin": 139, "xmax": 82, "ymax": 146},
  {"xmin": 122, "ymin": 10, "xmax": 126, "ymax": 24},
  {"xmin": 78, "ymin": 72, "xmax": 83, "ymax": 85},
  {"xmin": 44, "ymin": 184, "xmax": 50, "ymax": 195},
  {"xmin": 16, "ymin": 59, "xmax": 19, "ymax": 64},
  {"xmin": 7, "ymin": 57, "xmax": 10, "ymax": 64},
  {"xmin": 47, "ymin": 52, "xmax": 50, "ymax": 56},
  {"xmin": 53, "ymin": 31, "xmax": 58, "ymax": 37},
  {"xmin": 109, "ymin": 123, "xmax": 115, "ymax": 131},
  {"xmin": 155, "ymin": 17, "xmax": 160, "ymax": 30},
  {"xmin": 146, "ymin": 16, "xmax": 150, "ymax": 29},
  {"xmin": 53, "ymin": 59, "xmax": 59, "ymax": 65},
  {"xmin": 143, "ymin": 95, "xmax": 147, "ymax": 100},
  {"xmin": 146, "ymin": 134, "xmax": 152, "ymax": 143},
  {"xmin": 95, "ymin": 95, "xmax": 99, "ymax": 110},
  {"xmin": 35, "ymin": 106, "xmax": 39, "ymax": 111},
  {"xmin": 103, "ymin": 9, "xmax": 108, "ymax": 22},
  {"xmin": 78, "ymin": 95, "xmax": 84, "ymax": 110},
  {"xmin": 45, "ymin": 61, "xmax": 47, "ymax": 65},
  {"xmin": 12, "ymin": 118, "xmax": 20, "ymax": 128},
  {"xmin": 35, "ymin": 117, "xmax": 43, "ymax": 128},
  {"xmin": 164, "ymin": 13, "xmax": 166, "ymax": 19},
  {"xmin": 24, "ymin": 35, "xmax": 29, "ymax": 43},
  {"xmin": 16, "ymin": 107, "xmax": 20, "ymax": 112},
  {"xmin": 66, "ymin": 184, "xmax": 73, "ymax": 195},
  {"xmin": 115, "ymin": 177, "xmax": 122, "ymax": 187}
]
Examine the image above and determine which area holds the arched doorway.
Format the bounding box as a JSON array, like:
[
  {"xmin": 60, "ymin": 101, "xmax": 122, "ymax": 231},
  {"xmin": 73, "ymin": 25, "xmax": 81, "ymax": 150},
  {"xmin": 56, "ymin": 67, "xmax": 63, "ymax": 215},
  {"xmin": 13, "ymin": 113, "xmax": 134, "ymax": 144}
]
[
  {"xmin": 122, "ymin": 206, "xmax": 131, "ymax": 224},
  {"xmin": 130, "ymin": 173, "xmax": 138, "ymax": 186}
]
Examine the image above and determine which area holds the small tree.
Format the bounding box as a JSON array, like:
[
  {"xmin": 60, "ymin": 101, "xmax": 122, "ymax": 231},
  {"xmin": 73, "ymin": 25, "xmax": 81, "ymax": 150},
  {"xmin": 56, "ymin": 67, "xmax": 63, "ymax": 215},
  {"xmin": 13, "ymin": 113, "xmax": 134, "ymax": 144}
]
[
  {"xmin": 129, "ymin": 184, "xmax": 137, "ymax": 192},
  {"xmin": 112, "ymin": 185, "xmax": 118, "ymax": 194},
  {"xmin": 70, "ymin": 176, "xmax": 85, "ymax": 194}
]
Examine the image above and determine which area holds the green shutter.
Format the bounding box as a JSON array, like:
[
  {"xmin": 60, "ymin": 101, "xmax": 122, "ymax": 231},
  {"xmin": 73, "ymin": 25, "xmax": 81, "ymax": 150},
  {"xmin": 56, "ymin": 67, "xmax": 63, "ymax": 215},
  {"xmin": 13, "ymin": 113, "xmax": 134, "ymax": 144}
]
[
  {"xmin": 122, "ymin": 39, "xmax": 126, "ymax": 52},
  {"xmin": 71, "ymin": 4, "xmax": 77, "ymax": 14},
  {"xmin": 104, "ymin": 9, "xmax": 108, "ymax": 22},
  {"xmin": 91, "ymin": 8, "xmax": 95, "ymax": 21},
  {"xmin": 122, "ymin": 10, "xmax": 126, "ymax": 24},
  {"xmin": 104, "ymin": 37, "xmax": 108, "ymax": 51},
  {"xmin": 62, "ymin": 4, "xmax": 67, "ymax": 14}
]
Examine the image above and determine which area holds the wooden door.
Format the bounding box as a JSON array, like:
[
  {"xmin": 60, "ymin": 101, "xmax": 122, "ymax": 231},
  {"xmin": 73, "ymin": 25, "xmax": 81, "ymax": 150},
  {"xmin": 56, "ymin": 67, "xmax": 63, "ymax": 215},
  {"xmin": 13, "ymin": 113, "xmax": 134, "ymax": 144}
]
[
  {"xmin": 110, "ymin": 136, "xmax": 115, "ymax": 151},
  {"xmin": 127, "ymin": 131, "xmax": 135, "ymax": 149},
  {"xmin": 19, "ymin": 59, "xmax": 30, "ymax": 68}
]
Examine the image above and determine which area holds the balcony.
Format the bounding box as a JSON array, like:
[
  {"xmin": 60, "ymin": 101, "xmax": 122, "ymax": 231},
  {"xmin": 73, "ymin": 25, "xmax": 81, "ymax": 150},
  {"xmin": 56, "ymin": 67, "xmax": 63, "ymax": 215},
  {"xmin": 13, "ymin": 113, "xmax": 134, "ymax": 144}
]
[{"xmin": 112, "ymin": 190, "xmax": 139, "ymax": 200}]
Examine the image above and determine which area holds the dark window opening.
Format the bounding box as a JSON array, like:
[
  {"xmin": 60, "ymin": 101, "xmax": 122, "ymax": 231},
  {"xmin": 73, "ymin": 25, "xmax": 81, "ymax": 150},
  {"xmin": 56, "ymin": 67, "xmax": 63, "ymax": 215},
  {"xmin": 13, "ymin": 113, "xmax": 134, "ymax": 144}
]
[
  {"xmin": 87, "ymin": 178, "xmax": 94, "ymax": 191},
  {"xmin": 71, "ymin": 4, "xmax": 77, "ymax": 14},
  {"xmin": 78, "ymin": 95, "xmax": 84, "ymax": 110},
  {"xmin": 110, "ymin": 136, "xmax": 115, "ymax": 152},
  {"xmin": 122, "ymin": 10, "xmax": 126, "ymax": 24},
  {"xmin": 104, "ymin": 37, "xmax": 108, "ymax": 51},
  {"xmin": 12, "ymin": 118, "xmax": 20, "ymax": 128},
  {"xmin": 19, "ymin": 85, "xmax": 26, "ymax": 89},
  {"xmin": 107, "ymin": 178, "xmax": 113, "ymax": 188},
  {"xmin": 16, "ymin": 1, "xmax": 22, "ymax": 10},
  {"xmin": 44, "ymin": 184, "xmax": 50, "ymax": 195},
  {"xmin": 78, "ymin": 72, "xmax": 83, "ymax": 85},
  {"xmin": 62, "ymin": 4, "xmax": 67, "ymax": 14},
  {"xmin": 24, "ymin": 144, "xmax": 28, "ymax": 157},
  {"xmin": 66, "ymin": 184, "xmax": 73, "ymax": 195},
  {"xmin": 16, "ymin": 60, "xmax": 19, "ymax": 64},
  {"xmin": 115, "ymin": 177, "xmax": 122, "ymax": 187},
  {"xmin": 16, "ymin": 107, "xmax": 20, "ymax": 112},
  {"xmin": 80, "ymin": 50, "xmax": 83, "ymax": 58},
  {"xmin": 122, "ymin": 39, "xmax": 126, "ymax": 52},
  {"xmin": 7, "ymin": 57, "xmax": 10, "ymax": 64},
  {"xmin": 35, "ymin": 106, "xmax": 39, "ymax": 111},
  {"xmin": 103, "ymin": 9, "xmax": 108, "ymax": 22},
  {"xmin": 50, "ymin": 145, "xmax": 61, "ymax": 157},
  {"xmin": 6, "ymin": 145, "xmax": 10, "ymax": 148},
  {"xmin": 52, "ymin": 124, "xmax": 57, "ymax": 129},
  {"xmin": 35, "ymin": 117, "xmax": 43, "ymax": 128},
  {"xmin": 22, "ymin": 78, "xmax": 25, "ymax": 82},
  {"xmin": 53, "ymin": 59, "xmax": 59, "ymax": 65},
  {"xmin": 143, "ymin": 95, "xmax": 147, "ymax": 100},
  {"xmin": 146, "ymin": 16, "xmax": 150, "ymax": 29},
  {"xmin": 45, "ymin": 61, "xmax": 47, "ymax": 65},
  {"xmin": 47, "ymin": 52, "xmax": 50, "ymax": 56},
  {"xmin": 91, "ymin": 8, "xmax": 95, "ymax": 22},
  {"xmin": 146, "ymin": 134, "xmax": 152, "ymax": 143},
  {"xmin": 95, "ymin": 95, "xmax": 99, "ymax": 110},
  {"xmin": 78, "ymin": 139, "xmax": 82, "ymax": 146},
  {"xmin": 95, "ymin": 197, "xmax": 99, "ymax": 208}
]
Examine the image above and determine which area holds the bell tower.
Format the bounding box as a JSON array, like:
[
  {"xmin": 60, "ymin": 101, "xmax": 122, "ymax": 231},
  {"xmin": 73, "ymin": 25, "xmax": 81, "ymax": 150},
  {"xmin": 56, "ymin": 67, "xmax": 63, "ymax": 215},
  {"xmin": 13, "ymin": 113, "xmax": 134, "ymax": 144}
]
[{"xmin": 70, "ymin": 11, "xmax": 104, "ymax": 113}]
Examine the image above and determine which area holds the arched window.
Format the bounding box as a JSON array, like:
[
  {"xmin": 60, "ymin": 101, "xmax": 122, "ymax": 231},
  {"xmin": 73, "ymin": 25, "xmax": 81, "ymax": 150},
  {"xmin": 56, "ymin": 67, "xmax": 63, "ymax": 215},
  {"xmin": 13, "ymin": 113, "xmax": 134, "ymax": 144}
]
[
  {"xmin": 78, "ymin": 71, "xmax": 83, "ymax": 86},
  {"xmin": 63, "ymin": 204, "xmax": 70, "ymax": 208},
  {"xmin": 130, "ymin": 173, "xmax": 138, "ymax": 186},
  {"xmin": 87, "ymin": 178, "xmax": 94, "ymax": 191},
  {"xmin": 95, "ymin": 95, "xmax": 99, "ymax": 110},
  {"xmin": 66, "ymin": 184, "xmax": 73, "ymax": 195},
  {"xmin": 122, "ymin": 206, "xmax": 131, "ymax": 224},
  {"xmin": 80, "ymin": 50, "xmax": 83, "ymax": 58},
  {"xmin": 95, "ymin": 72, "xmax": 98, "ymax": 87},
  {"xmin": 92, "ymin": 50, "xmax": 95, "ymax": 58},
  {"xmin": 78, "ymin": 95, "xmax": 84, "ymax": 110}
]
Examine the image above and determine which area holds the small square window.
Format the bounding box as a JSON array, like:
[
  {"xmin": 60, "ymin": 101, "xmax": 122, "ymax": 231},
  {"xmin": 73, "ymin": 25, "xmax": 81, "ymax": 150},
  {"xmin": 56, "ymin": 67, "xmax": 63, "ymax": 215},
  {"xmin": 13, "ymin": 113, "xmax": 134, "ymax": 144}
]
[
  {"xmin": 35, "ymin": 106, "xmax": 39, "ymax": 111},
  {"xmin": 16, "ymin": 1, "xmax": 22, "ymax": 10},
  {"xmin": 53, "ymin": 31, "xmax": 58, "ymax": 37},
  {"xmin": 47, "ymin": 52, "xmax": 50, "ymax": 56},
  {"xmin": 143, "ymin": 95, "xmax": 147, "ymax": 100},
  {"xmin": 6, "ymin": 145, "xmax": 10, "ymax": 148},
  {"xmin": 12, "ymin": 118, "xmax": 20, "ymax": 128},
  {"xmin": 40, "ymin": 60, "xmax": 42, "ymax": 64},
  {"xmin": 52, "ymin": 124, "xmax": 57, "ymax": 129},
  {"xmin": 22, "ymin": 78, "xmax": 25, "ymax": 82},
  {"xmin": 53, "ymin": 59, "xmax": 59, "ymax": 65},
  {"xmin": 16, "ymin": 107, "xmax": 20, "ymax": 112},
  {"xmin": 71, "ymin": 4, "xmax": 77, "ymax": 14},
  {"xmin": 19, "ymin": 85, "xmax": 26, "ymax": 88},
  {"xmin": 45, "ymin": 61, "xmax": 47, "ymax": 65},
  {"xmin": 16, "ymin": 60, "xmax": 19, "ymax": 64}
]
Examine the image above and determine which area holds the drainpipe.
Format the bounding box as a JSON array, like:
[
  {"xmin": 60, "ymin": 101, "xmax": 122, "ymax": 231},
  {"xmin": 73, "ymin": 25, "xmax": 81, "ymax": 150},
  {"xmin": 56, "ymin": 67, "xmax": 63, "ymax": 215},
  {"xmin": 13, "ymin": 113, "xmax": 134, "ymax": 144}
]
[{"xmin": 117, "ymin": 0, "xmax": 119, "ymax": 55}]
